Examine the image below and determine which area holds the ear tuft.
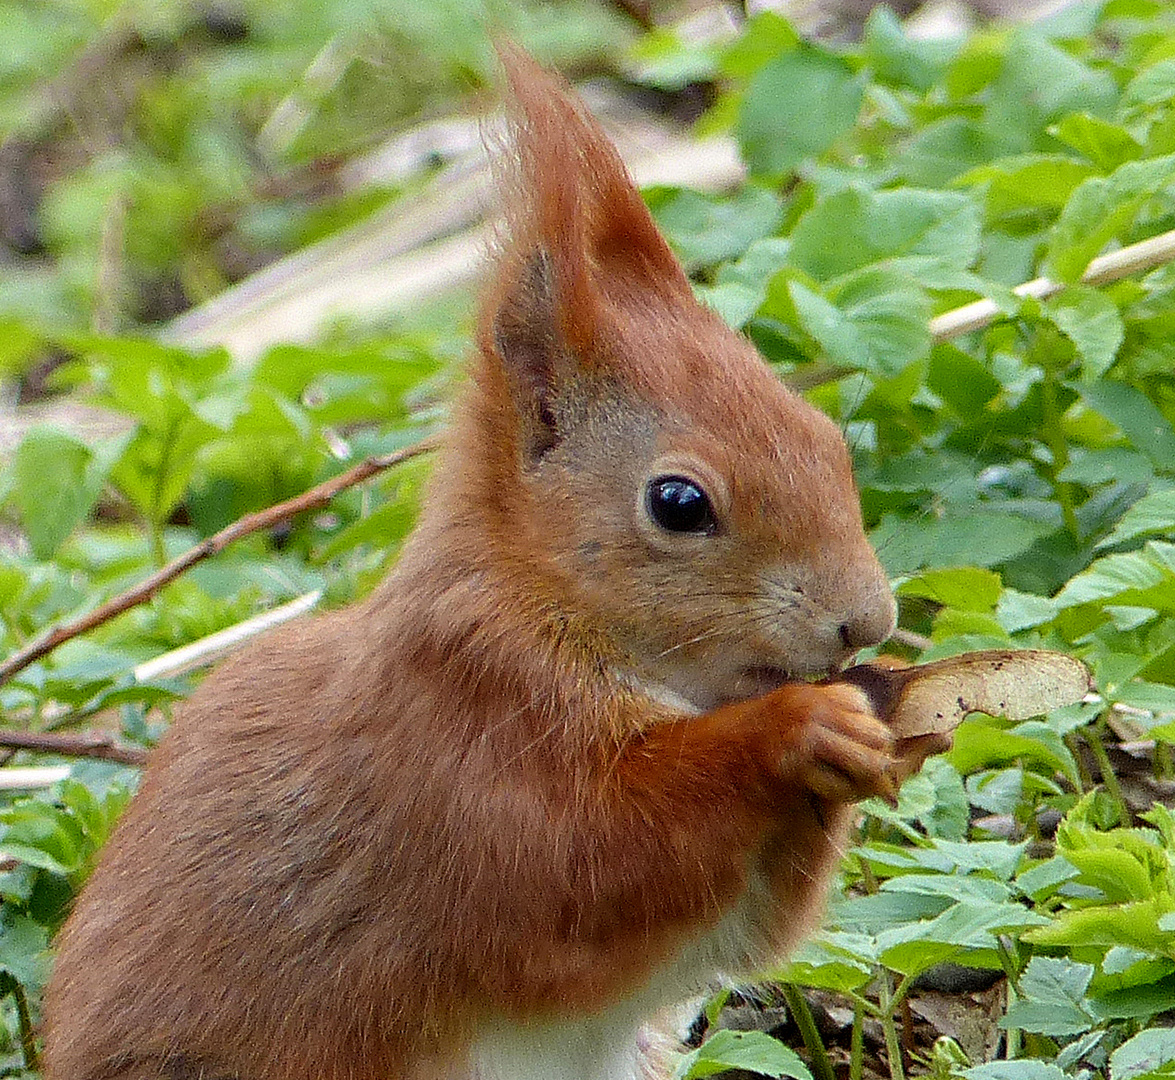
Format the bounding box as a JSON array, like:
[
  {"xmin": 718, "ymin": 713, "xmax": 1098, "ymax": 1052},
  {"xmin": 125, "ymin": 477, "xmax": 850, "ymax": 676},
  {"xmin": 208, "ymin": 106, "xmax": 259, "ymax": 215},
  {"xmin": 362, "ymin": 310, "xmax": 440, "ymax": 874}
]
[{"xmin": 484, "ymin": 45, "xmax": 692, "ymax": 357}]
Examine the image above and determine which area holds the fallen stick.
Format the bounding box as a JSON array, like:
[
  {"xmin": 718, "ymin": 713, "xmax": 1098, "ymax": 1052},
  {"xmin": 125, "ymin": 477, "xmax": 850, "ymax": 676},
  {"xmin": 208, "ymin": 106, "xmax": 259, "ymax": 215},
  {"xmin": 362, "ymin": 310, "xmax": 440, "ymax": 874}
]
[
  {"xmin": 0, "ymin": 767, "xmax": 72, "ymax": 791},
  {"xmin": 132, "ymin": 590, "xmax": 323, "ymax": 683},
  {"xmin": 0, "ymin": 437, "xmax": 439, "ymax": 689},
  {"xmin": 0, "ymin": 732, "xmax": 147, "ymax": 767},
  {"xmin": 929, "ymin": 227, "xmax": 1175, "ymax": 342}
]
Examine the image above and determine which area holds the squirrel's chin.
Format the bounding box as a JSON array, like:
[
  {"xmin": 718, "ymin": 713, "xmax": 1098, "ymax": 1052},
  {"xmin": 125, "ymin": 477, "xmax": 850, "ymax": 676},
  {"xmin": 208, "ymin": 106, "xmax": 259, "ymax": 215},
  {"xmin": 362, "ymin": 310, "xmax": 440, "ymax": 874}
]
[{"xmin": 727, "ymin": 665, "xmax": 795, "ymax": 704}]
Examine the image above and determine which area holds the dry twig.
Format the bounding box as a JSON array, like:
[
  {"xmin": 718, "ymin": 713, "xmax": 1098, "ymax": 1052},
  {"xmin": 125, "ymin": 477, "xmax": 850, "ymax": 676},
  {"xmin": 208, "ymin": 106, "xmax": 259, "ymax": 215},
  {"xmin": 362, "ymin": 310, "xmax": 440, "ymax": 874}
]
[
  {"xmin": 0, "ymin": 732, "xmax": 147, "ymax": 767},
  {"xmin": 0, "ymin": 436, "xmax": 440, "ymax": 689},
  {"xmin": 929, "ymin": 227, "xmax": 1175, "ymax": 341}
]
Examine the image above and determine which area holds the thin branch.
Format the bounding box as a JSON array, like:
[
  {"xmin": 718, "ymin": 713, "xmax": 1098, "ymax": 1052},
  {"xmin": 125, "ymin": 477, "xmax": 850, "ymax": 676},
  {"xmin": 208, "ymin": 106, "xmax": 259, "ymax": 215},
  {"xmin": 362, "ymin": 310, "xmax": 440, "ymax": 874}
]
[
  {"xmin": 0, "ymin": 767, "xmax": 71, "ymax": 791},
  {"xmin": 929, "ymin": 226, "xmax": 1175, "ymax": 341},
  {"xmin": 0, "ymin": 731, "xmax": 147, "ymax": 767},
  {"xmin": 784, "ymin": 227, "xmax": 1175, "ymax": 392},
  {"xmin": 133, "ymin": 590, "xmax": 323, "ymax": 683},
  {"xmin": 0, "ymin": 435, "xmax": 440, "ymax": 689}
]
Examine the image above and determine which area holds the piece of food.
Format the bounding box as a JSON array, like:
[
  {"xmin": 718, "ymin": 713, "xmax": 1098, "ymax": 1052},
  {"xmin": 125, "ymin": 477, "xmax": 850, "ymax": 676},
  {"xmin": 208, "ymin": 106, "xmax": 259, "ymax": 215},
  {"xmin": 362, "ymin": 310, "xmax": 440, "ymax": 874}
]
[{"xmin": 838, "ymin": 649, "xmax": 1093, "ymax": 739}]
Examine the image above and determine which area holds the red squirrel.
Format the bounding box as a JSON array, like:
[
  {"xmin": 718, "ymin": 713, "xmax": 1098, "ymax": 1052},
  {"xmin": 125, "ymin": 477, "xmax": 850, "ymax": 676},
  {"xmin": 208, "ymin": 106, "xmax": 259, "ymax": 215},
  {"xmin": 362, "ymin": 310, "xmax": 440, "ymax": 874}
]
[{"xmin": 44, "ymin": 48, "xmax": 923, "ymax": 1080}]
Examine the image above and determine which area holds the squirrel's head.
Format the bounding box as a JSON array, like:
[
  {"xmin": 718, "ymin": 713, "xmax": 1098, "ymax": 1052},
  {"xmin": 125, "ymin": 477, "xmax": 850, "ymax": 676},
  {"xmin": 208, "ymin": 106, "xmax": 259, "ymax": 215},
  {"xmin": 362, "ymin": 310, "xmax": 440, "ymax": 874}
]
[{"xmin": 457, "ymin": 47, "xmax": 894, "ymax": 713}]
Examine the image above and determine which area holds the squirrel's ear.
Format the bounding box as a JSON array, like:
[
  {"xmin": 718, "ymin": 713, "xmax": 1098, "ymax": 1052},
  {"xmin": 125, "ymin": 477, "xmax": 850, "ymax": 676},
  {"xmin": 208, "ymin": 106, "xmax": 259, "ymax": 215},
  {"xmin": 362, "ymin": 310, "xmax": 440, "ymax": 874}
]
[
  {"xmin": 491, "ymin": 250, "xmax": 562, "ymax": 464},
  {"xmin": 480, "ymin": 46, "xmax": 695, "ymax": 465},
  {"xmin": 487, "ymin": 46, "xmax": 692, "ymax": 359}
]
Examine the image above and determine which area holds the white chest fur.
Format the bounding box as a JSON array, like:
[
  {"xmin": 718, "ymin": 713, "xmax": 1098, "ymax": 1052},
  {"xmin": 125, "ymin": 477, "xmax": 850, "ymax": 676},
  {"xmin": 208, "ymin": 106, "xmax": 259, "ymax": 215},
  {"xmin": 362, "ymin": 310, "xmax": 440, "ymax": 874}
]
[{"xmin": 470, "ymin": 1008, "xmax": 651, "ymax": 1080}]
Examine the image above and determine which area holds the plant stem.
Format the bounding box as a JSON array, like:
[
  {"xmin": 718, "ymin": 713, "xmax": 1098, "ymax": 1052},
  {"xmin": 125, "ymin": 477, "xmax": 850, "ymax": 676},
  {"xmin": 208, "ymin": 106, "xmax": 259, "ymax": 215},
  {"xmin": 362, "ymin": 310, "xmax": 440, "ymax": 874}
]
[
  {"xmin": 1065, "ymin": 731, "xmax": 1095, "ymax": 792},
  {"xmin": 1155, "ymin": 740, "xmax": 1173, "ymax": 782},
  {"xmin": 783, "ymin": 983, "xmax": 836, "ymax": 1080},
  {"xmin": 995, "ymin": 936, "xmax": 1022, "ymax": 994},
  {"xmin": 1039, "ymin": 363, "xmax": 1080, "ymax": 541},
  {"xmin": 850, "ymin": 1000, "xmax": 865, "ymax": 1080},
  {"xmin": 1004, "ymin": 977, "xmax": 1021, "ymax": 1060},
  {"xmin": 1086, "ymin": 717, "xmax": 1130, "ymax": 826},
  {"xmin": 877, "ymin": 970, "xmax": 907, "ymax": 1080},
  {"xmin": 0, "ymin": 976, "xmax": 38, "ymax": 1072},
  {"xmin": 150, "ymin": 412, "xmax": 180, "ymax": 568}
]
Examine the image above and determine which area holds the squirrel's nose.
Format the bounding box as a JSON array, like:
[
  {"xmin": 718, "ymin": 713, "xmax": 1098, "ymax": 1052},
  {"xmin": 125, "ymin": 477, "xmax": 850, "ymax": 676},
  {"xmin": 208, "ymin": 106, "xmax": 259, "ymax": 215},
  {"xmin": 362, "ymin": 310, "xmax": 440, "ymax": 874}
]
[{"xmin": 838, "ymin": 591, "xmax": 897, "ymax": 651}]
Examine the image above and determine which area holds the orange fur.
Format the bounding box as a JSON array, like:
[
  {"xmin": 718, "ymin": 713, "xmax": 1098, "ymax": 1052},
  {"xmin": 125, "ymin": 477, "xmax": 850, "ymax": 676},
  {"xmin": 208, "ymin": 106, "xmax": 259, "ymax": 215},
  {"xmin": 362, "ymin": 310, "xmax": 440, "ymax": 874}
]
[{"xmin": 43, "ymin": 50, "xmax": 913, "ymax": 1080}]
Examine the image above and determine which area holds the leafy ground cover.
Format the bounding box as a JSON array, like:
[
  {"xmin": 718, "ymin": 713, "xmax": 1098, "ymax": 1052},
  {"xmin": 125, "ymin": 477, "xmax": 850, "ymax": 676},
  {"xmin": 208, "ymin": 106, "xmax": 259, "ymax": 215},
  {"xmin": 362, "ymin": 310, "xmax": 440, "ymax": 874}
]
[{"xmin": 3, "ymin": 0, "xmax": 1175, "ymax": 1076}]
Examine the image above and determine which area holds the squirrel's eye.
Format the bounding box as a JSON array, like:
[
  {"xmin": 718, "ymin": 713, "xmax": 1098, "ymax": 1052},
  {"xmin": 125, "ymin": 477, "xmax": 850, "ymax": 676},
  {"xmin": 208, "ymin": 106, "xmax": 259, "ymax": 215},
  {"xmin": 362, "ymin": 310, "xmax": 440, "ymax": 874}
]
[{"xmin": 647, "ymin": 476, "xmax": 716, "ymax": 534}]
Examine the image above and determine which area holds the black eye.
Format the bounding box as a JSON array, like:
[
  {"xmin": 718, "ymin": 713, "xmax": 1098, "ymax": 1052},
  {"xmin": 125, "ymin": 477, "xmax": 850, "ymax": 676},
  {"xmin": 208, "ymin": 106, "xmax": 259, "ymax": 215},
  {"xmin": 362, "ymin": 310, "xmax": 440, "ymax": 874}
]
[{"xmin": 647, "ymin": 476, "xmax": 716, "ymax": 534}]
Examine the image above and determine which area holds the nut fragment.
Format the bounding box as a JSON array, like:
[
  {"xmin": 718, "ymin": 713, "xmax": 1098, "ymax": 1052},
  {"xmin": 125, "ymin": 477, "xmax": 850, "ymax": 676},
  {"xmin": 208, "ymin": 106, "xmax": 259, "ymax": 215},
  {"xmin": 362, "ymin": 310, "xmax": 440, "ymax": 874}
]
[{"xmin": 837, "ymin": 649, "xmax": 1093, "ymax": 739}]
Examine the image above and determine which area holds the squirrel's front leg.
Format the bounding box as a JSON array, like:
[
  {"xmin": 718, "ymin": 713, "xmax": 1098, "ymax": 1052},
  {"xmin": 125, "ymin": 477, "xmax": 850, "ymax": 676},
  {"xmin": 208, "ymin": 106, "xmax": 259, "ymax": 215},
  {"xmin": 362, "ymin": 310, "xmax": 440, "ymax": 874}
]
[
  {"xmin": 645, "ymin": 681, "xmax": 899, "ymax": 965},
  {"xmin": 478, "ymin": 682, "xmax": 897, "ymax": 1015}
]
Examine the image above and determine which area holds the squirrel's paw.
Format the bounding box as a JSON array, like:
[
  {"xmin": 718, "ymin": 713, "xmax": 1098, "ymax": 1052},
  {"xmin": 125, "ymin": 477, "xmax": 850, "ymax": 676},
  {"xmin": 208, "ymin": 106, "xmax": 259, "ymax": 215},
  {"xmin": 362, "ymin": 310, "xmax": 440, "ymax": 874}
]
[{"xmin": 784, "ymin": 683, "xmax": 897, "ymax": 804}]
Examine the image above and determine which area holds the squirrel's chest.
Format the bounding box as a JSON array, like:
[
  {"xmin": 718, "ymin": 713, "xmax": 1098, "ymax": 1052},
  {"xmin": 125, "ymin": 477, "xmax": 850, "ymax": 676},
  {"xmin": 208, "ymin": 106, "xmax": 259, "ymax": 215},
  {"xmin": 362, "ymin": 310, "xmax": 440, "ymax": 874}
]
[
  {"xmin": 468, "ymin": 867, "xmax": 776, "ymax": 1080},
  {"xmin": 469, "ymin": 1012, "xmax": 653, "ymax": 1080}
]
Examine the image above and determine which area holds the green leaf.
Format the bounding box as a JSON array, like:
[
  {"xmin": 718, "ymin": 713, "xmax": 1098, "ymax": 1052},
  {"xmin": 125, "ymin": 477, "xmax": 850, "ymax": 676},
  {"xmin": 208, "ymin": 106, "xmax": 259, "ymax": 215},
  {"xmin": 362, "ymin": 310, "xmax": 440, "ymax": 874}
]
[
  {"xmin": 963, "ymin": 1062, "xmax": 1068, "ymax": 1080},
  {"xmin": 1060, "ymin": 448, "xmax": 1156, "ymax": 488},
  {"xmin": 863, "ymin": 838, "xmax": 1028, "ymax": 881},
  {"xmin": 785, "ymin": 935, "xmax": 874, "ymax": 992},
  {"xmin": 1012, "ymin": 954, "xmax": 1094, "ymax": 1011},
  {"xmin": 1092, "ymin": 975, "xmax": 1175, "ymax": 1021},
  {"xmin": 877, "ymin": 899, "xmax": 1050, "ymax": 976},
  {"xmin": 895, "ymin": 118, "xmax": 1004, "ymax": 187},
  {"xmin": 1054, "ymin": 543, "xmax": 1175, "ymax": 609},
  {"xmin": 1112, "ymin": 1026, "xmax": 1175, "ymax": 1080},
  {"xmin": 1122, "ymin": 60, "xmax": 1175, "ymax": 113},
  {"xmin": 629, "ymin": 29, "xmax": 718, "ymax": 91},
  {"xmin": 1016, "ymin": 855, "xmax": 1079, "ymax": 901},
  {"xmin": 1099, "ymin": 490, "xmax": 1175, "ymax": 550},
  {"xmin": 863, "ymin": 5, "xmax": 957, "ymax": 92},
  {"xmin": 789, "ymin": 273, "xmax": 931, "ymax": 377},
  {"xmin": 948, "ymin": 717, "xmax": 1078, "ymax": 784},
  {"xmin": 958, "ymin": 154, "xmax": 1094, "ymax": 216},
  {"xmin": 1026, "ymin": 899, "xmax": 1175, "ymax": 952},
  {"xmin": 789, "ymin": 188, "xmax": 981, "ymax": 282},
  {"xmin": 1000, "ymin": 1000, "xmax": 1093, "ymax": 1036},
  {"xmin": 647, "ymin": 185, "xmax": 782, "ymax": 269},
  {"xmin": 872, "ymin": 511, "xmax": 1051, "ymax": 575},
  {"xmin": 736, "ymin": 46, "xmax": 866, "ymax": 177},
  {"xmin": 1044, "ymin": 286, "xmax": 1124, "ymax": 380},
  {"xmin": 834, "ymin": 890, "xmax": 951, "ymax": 936},
  {"xmin": 1050, "ymin": 113, "xmax": 1143, "ymax": 172},
  {"xmin": 896, "ymin": 567, "xmax": 1002, "ymax": 613},
  {"xmin": 983, "ymin": 31, "xmax": 1117, "ymax": 154},
  {"xmin": 0, "ymin": 914, "xmax": 50, "ymax": 992},
  {"xmin": 996, "ymin": 589, "xmax": 1059, "ymax": 632},
  {"xmin": 1079, "ymin": 380, "xmax": 1175, "ymax": 469},
  {"xmin": 879, "ymin": 873, "xmax": 1010, "ymax": 905},
  {"xmin": 0, "ymin": 843, "xmax": 72, "ymax": 877},
  {"xmin": 927, "ymin": 344, "xmax": 1001, "ymax": 416},
  {"xmin": 675, "ymin": 1030, "xmax": 813, "ymax": 1080},
  {"xmin": 915, "ymin": 756, "xmax": 970, "ymax": 840},
  {"xmin": 719, "ymin": 11, "xmax": 800, "ymax": 80},
  {"xmin": 9, "ymin": 427, "xmax": 104, "ymax": 559},
  {"xmin": 1045, "ymin": 154, "xmax": 1175, "ymax": 282},
  {"xmin": 696, "ymin": 282, "xmax": 763, "ymax": 329}
]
